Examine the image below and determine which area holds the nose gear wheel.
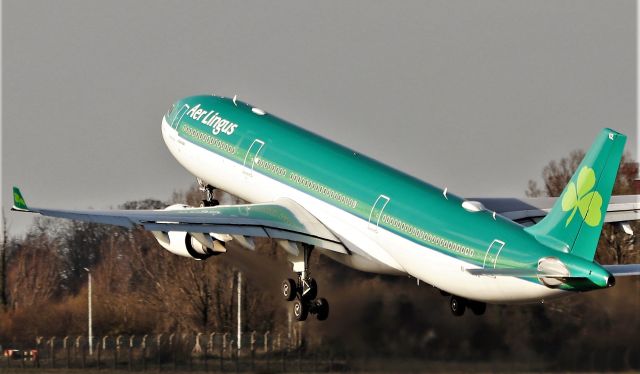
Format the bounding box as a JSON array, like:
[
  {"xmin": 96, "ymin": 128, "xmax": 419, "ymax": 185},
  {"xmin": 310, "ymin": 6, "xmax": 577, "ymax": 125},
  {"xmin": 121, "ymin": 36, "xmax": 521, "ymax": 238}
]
[{"xmin": 197, "ymin": 179, "xmax": 219, "ymax": 207}]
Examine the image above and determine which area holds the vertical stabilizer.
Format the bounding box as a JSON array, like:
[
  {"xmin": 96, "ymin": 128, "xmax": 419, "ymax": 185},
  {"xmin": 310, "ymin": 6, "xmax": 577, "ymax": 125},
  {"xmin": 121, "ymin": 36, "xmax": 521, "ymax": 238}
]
[{"xmin": 525, "ymin": 128, "xmax": 626, "ymax": 260}]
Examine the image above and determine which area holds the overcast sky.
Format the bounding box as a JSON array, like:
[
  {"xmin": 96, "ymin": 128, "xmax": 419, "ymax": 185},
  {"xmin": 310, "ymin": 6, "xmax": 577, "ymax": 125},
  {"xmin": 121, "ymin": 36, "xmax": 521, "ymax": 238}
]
[{"xmin": 2, "ymin": 1, "xmax": 637, "ymax": 237}]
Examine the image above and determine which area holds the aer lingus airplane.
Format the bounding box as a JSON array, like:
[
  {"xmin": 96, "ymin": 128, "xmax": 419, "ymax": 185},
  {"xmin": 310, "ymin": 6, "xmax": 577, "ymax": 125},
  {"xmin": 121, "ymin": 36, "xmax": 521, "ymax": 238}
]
[{"xmin": 12, "ymin": 94, "xmax": 640, "ymax": 320}]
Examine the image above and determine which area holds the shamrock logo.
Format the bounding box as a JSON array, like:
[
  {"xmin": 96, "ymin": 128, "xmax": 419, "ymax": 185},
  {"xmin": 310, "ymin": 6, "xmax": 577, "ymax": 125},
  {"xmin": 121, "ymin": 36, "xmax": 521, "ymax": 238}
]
[
  {"xmin": 561, "ymin": 166, "xmax": 603, "ymax": 227},
  {"xmin": 13, "ymin": 192, "xmax": 25, "ymax": 207}
]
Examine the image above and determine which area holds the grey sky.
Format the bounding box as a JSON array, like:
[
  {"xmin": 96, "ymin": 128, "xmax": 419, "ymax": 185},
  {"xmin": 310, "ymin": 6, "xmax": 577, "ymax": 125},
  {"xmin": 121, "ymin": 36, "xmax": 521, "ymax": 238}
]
[{"xmin": 3, "ymin": 1, "xmax": 637, "ymax": 237}]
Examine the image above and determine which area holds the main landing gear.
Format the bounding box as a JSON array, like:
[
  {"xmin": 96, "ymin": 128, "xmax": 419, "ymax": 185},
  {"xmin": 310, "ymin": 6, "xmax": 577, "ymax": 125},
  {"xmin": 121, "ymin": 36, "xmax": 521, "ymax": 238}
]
[
  {"xmin": 281, "ymin": 244, "xmax": 329, "ymax": 322},
  {"xmin": 449, "ymin": 295, "xmax": 486, "ymax": 316},
  {"xmin": 198, "ymin": 178, "xmax": 219, "ymax": 207}
]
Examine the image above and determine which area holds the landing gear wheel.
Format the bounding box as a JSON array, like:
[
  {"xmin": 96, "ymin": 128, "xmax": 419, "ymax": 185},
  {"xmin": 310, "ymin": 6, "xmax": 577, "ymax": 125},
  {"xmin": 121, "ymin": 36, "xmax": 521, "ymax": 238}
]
[
  {"xmin": 314, "ymin": 298, "xmax": 329, "ymax": 321},
  {"xmin": 284, "ymin": 245, "xmax": 330, "ymax": 322},
  {"xmin": 450, "ymin": 296, "xmax": 466, "ymax": 316},
  {"xmin": 198, "ymin": 181, "xmax": 219, "ymax": 207},
  {"xmin": 200, "ymin": 199, "xmax": 219, "ymax": 207},
  {"xmin": 293, "ymin": 300, "xmax": 308, "ymax": 321},
  {"xmin": 282, "ymin": 279, "xmax": 296, "ymax": 301},
  {"xmin": 302, "ymin": 278, "xmax": 318, "ymax": 300},
  {"xmin": 469, "ymin": 301, "xmax": 486, "ymax": 316}
]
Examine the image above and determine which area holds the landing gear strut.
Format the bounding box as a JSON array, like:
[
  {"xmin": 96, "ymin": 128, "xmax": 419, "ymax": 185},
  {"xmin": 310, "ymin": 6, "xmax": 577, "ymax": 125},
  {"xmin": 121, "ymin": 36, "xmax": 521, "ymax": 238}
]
[
  {"xmin": 281, "ymin": 244, "xmax": 329, "ymax": 321},
  {"xmin": 197, "ymin": 178, "xmax": 219, "ymax": 207}
]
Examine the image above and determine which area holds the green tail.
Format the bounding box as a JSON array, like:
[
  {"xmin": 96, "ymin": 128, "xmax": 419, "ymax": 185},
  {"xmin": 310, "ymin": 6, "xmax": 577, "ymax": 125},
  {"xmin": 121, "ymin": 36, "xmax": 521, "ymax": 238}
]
[
  {"xmin": 525, "ymin": 128, "xmax": 626, "ymax": 260},
  {"xmin": 12, "ymin": 187, "xmax": 29, "ymax": 211}
]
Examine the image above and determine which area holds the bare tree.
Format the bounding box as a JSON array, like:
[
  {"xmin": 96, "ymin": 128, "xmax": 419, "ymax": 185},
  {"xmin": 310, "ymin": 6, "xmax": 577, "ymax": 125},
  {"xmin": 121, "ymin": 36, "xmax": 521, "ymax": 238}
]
[
  {"xmin": 7, "ymin": 219, "xmax": 65, "ymax": 309},
  {"xmin": 129, "ymin": 236, "xmax": 238, "ymax": 332},
  {"xmin": 58, "ymin": 220, "xmax": 110, "ymax": 293},
  {"xmin": 526, "ymin": 150, "xmax": 585, "ymax": 197}
]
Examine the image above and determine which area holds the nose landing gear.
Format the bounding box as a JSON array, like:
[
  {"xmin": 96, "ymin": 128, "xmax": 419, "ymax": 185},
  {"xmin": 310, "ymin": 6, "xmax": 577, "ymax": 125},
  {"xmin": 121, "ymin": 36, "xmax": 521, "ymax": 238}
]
[
  {"xmin": 281, "ymin": 244, "xmax": 330, "ymax": 321},
  {"xmin": 197, "ymin": 178, "xmax": 219, "ymax": 207}
]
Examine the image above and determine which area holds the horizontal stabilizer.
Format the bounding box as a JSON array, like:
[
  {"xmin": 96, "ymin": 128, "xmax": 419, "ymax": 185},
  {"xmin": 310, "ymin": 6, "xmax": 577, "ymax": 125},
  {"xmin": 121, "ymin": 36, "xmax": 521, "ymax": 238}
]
[
  {"xmin": 603, "ymin": 264, "xmax": 640, "ymax": 277},
  {"xmin": 472, "ymin": 195, "xmax": 640, "ymax": 225}
]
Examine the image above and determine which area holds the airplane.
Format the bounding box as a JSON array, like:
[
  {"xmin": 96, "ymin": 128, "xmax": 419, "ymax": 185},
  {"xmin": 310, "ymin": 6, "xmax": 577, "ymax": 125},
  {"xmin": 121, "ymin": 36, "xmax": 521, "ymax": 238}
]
[{"xmin": 12, "ymin": 94, "xmax": 640, "ymax": 321}]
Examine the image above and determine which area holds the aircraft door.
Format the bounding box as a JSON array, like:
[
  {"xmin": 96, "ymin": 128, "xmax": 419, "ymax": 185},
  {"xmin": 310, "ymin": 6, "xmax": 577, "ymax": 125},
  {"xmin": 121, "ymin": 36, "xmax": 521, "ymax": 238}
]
[
  {"xmin": 482, "ymin": 239, "xmax": 505, "ymax": 269},
  {"xmin": 368, "ymin": 195, "xmax": 390, "ymax": 232},
  {"xmin": 171, "ymin": 104, "xmax": 190, "ymax": 130},
  {"xmin": 243, "ymin": 139, "xmax": 265, "ymax": 177}
]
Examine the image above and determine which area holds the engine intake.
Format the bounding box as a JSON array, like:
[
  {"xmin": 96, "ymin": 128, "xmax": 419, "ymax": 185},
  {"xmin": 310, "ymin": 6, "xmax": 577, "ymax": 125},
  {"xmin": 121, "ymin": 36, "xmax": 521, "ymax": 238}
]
[
  {"xmin": 152, "ymin": 230, "xmax": 226, "ymax": 260},
  {"xmin": 151, "ymin": 204, "xmax": 228, "ymax": 260},
  {"xmin": 184, "ymin": 233, "xmax": 213, "ymax": 260}
]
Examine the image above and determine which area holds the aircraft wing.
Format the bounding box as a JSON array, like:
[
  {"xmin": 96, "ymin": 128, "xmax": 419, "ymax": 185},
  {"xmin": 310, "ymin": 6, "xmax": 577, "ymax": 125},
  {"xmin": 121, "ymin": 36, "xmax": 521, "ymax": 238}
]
[
  {"xmin": 11, "ymin": 187, "xmax": 347, "ymax": 254},
  {"xmin": 471, "ymin": 195, "xmax": 639, "ymax": 227},
  {"xmin": 602, "ymin": 264, "xmax": 640, "ymax": 276}
]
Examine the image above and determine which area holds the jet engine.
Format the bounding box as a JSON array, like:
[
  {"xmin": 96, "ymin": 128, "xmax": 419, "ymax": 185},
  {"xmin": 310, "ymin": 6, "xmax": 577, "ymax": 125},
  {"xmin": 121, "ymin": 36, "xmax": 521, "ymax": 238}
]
[
  {"xmin": 151, "ymin": 204, "xmax": 226, "ymax": 260},
  {"xmin": 152, "ymin": 230, "xmax": 227, "ymax": 259}
]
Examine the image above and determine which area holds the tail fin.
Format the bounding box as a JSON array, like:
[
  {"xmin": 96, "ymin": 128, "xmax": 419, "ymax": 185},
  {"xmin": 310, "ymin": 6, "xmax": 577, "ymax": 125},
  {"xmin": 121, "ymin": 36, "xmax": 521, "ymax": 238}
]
[
  {"xmin": 525, "ymin": 128, "xmax": 626, "ymax": 260},
  {"xmin": 12, "ymin": 187, "xmax": 30, "ymax": 211}
]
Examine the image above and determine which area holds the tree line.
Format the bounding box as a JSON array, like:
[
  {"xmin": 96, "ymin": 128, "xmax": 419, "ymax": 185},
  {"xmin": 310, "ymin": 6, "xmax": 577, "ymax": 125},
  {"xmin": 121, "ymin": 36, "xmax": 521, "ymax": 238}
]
[{"xmin": 0, "ymin": 152, "xmax": 638, "ymax": 369}]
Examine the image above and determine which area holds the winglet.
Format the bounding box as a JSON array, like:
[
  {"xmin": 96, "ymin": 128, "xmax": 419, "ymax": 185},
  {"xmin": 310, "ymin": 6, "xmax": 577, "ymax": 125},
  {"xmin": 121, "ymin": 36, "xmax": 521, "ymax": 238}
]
[{"xmin": 12, "ymin": 187, "xmax": 30, "ymax": 211}]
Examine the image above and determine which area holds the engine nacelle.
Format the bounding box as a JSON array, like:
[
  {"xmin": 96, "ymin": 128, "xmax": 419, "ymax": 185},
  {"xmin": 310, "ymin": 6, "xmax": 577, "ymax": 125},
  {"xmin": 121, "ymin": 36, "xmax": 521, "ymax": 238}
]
[{"xmin": 151, "ymin": 204, "xmax": 226, "ymax": 260}]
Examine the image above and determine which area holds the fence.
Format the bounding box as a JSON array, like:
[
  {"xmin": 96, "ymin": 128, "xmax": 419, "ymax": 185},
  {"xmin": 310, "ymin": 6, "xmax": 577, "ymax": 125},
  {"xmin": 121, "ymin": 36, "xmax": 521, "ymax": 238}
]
[
  {"xmin": 4, "ymin": 332, "xmax": 640, "ymax": 372},
  {"xmin": 1, "ymin": 331, "xmax": 347, "ymax": 372}
]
